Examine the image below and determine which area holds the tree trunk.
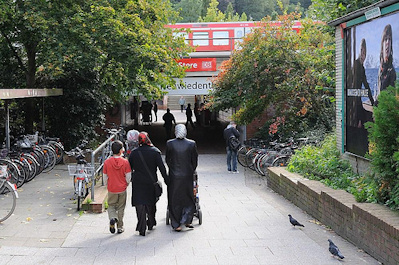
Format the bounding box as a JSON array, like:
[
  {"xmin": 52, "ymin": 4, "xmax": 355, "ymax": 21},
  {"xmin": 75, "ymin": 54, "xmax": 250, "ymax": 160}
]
[{"xmin": 24, "ymin": 42, "xmax": 37, "ymax": 133}]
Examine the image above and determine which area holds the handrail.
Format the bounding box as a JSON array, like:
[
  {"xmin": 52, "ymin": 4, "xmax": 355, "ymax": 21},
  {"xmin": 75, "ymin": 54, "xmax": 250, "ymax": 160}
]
[{"xmin": 90, "ymin": 133, "xmax": 116, "ymax": 201}]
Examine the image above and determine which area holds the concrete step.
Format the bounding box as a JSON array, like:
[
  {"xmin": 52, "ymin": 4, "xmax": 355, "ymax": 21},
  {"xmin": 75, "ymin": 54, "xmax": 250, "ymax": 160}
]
[{"xmin": 82, "ymin": 184, "xmax": 108, "ymax": 213}]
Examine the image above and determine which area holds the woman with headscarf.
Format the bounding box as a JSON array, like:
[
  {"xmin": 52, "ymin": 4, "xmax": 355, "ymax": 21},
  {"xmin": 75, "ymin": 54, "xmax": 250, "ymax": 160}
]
[
  {"xmin": 377, "ymin": 24, "xmax": 396, "ymax": 105},
  {"xmin": 128, "ymin": 132, "xmax": 169, "ymax": 236},
  {"xmin": 126, "ymin": 129, "xmax": 139, "ymax": 154},
  {"xmin": 166, "ymin": 124, "xmax": 198, "ymax": 231}
]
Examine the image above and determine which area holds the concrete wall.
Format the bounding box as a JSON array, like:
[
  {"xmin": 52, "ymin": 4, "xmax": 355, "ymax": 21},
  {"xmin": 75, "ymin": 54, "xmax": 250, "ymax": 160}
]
[{"xmin": 267, "ymin": 167, "xmax": 399, "ymax": 265}]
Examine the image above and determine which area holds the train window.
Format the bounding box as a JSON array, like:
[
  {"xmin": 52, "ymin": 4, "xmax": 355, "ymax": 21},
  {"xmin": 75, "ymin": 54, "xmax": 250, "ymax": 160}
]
[
  {"xmin": 213, "ymin": 31, "xmax": 229, "ymax": 46},
  {"xmin": 193, "ymin": 32, "xmax": 209, "ymax": 46}
]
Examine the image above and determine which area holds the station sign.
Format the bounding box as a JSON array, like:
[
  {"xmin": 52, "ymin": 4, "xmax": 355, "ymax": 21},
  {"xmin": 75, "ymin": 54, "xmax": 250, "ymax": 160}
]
[
  {"xmin": 177, "ymin": 58, "xmax": 217, "ymax": 72},
  {"xmin": 164, "ymin": 77, "xmax": 213, "ymax": 95}
]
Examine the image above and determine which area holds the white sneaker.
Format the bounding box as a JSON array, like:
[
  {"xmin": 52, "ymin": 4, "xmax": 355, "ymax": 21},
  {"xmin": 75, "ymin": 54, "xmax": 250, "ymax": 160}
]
[{"xmin": 232, "ymin": 171, "xmax": 239, "ymax": 174}]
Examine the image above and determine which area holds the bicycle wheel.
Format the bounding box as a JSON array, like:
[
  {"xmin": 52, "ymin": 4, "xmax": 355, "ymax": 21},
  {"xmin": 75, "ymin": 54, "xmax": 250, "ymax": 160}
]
[
  {"xmin": 0, "ymin": 181, "xmax": 17, "ymax": 223},
  {"xmin": 255, "ymin": 153, "xmax": 267, "ymax": 176},
  {"xmin": 31, "ymin": 149, "xmax": 45, "ymax": 174},
  {"xmin": 254, "ymin": 153, "xmax": 265, "ymax": 175},
  {"xmin": 237, "ymin": 146, "xmax": 250, "ymax": 167},
  {"xmin": 41, "ymin": 145, "xmax": 57, "ymax": 173},
  {"xmin": 0, "ymin": 160, "xmax": 21, "ymax": 186},
  {"xmin": 10, "ymin": 159, "xmax": 26, "ymax": 188},
  {"xmin": 22, "ymin": 153, "xmax": 39, "ymax": 182},
  {"xmin": 272, "ymin": 156, "xmax": 290, "ymax": 167},
  {"xmin": 260, "ymin": 151, "xmax": 278, "ymax": 176},
  {"xmin": 245, "ymin": 149, "xmax": 259, "ymax": 170},
  {"xmin": 49, "ymin": 141, "xmax": 64, "ymax": 164}
]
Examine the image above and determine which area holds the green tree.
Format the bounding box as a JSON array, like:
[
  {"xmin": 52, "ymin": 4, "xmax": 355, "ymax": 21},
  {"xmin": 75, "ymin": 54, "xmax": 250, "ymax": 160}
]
[
  {"xmin": 175, "ymin": 0, "xmax": 203, "ymax": 22},
  {"xmin": 0, "ymin": 0, "xmax": 190, "ymax": 145},
  {"xmin": 235, "ymin": 0, "xmax": 269, "ymax": 20},
  {"xmin": 200, "ymin": 0, "xmax": 226, "ymax": 22},
  {"xmin": 210, "ymin": 14, "xmax": 335, "ymax": 139},
  {"xmin": 307, "ymin": 0, "xmax": 379, "ymax": 21}
]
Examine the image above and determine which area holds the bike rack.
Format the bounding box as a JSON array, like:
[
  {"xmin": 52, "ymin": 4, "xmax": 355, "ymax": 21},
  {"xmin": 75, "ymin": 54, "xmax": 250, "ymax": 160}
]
[{"xmin": 90, "ymin": 133, "xmax": 117, "ymax": 201}]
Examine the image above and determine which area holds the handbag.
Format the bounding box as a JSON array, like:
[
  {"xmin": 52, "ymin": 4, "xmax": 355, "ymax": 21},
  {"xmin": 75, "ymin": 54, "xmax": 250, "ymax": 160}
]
[{"xmin": 138, "ymin": 151, "xmax": 163, "ymax": 198}]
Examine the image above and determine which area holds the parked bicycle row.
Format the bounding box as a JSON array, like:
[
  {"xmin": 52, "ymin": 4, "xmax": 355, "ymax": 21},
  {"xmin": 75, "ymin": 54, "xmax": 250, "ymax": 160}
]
[
  {"xmin": 0, "ymin": 132, "xmax": 64, "ymax": 189},
  {"xmin": 237, "ymin": 137, "xmax": 318, "ymax": 176}
]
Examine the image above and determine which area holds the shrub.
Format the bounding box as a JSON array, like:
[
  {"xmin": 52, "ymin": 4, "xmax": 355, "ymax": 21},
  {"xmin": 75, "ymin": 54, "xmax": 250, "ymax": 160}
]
[
  {"xmin": 366, "ymin": 83, "xmax": 399, "ymax": 210},
  {"xmin": 287, "ymin": 134, "xmax": 378, "ymax": 203}
]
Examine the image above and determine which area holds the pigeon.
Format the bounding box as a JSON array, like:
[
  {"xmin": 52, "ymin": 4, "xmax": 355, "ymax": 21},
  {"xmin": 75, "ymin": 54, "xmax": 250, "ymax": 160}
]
[
  {"xmin": 328, "ymin": 239, "xmax": 345, "ymax": 259},
  {"xmin": 288, "ymin": 214, "xmax": 304, "ymax": 227}
]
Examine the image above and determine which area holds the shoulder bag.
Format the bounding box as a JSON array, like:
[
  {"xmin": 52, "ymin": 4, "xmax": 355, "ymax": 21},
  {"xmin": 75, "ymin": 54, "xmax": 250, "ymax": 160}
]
[{"xmin": 138, "ymin": 151, "xmax": 163, "ymax": 198}]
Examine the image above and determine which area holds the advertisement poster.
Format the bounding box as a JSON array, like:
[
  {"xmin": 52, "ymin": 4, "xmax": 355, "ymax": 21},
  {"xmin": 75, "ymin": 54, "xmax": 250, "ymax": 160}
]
[{"xmin": 345, "ymin": 11, "xmax": 399, "ymax": 157}]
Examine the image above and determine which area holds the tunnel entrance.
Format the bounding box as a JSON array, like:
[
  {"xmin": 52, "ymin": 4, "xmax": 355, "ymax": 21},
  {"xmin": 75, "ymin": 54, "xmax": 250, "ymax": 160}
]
[{"xmin": 125, "ymin": 109, "xmax": 228, "ymax": 154}]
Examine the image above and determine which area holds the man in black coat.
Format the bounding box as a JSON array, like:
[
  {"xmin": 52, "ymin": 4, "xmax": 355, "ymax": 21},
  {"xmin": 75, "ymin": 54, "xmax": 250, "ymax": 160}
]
[
  {"xmin": 223, "ymin": 122, "xmax": 240, "ymax": 173},
  {"xmin": 166, "ymin": 124, "xmax": 198, "ymax": 231}
]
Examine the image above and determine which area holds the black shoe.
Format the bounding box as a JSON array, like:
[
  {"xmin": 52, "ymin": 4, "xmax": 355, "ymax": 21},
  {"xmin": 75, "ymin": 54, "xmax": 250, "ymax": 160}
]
[
  {"xmin": 117, "ymin": 228, "xmax": 124, "ymax": 234},
  {"xmin": 185, "ymin": 224, "xmax": 194, "ymax": 228},
  {"xmin": 148, "ymin": 226, "xmax": 153, "ymax": 230},
  {"xmin": 109, "ymin": 218, "xmax": 116, "ymax": 234},
  {"xmin": 139, "ymin": 231, "xmax": 145, "ymax": 236}
]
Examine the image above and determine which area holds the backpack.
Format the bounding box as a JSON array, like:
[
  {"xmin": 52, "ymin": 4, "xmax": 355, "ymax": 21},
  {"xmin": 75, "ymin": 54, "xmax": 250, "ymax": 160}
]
[{"xmin": 228, "ymin": 136, "xmax": 241, "ymax": 151}]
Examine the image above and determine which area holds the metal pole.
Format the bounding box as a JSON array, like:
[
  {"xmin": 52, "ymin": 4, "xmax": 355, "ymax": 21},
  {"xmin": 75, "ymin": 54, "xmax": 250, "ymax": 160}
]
[
  {"xmin": 5, "ymin": 100, "xmax": 10, "ymax": 150},
  {"xmin": 90, "ymin": 133, "xmax": 116, "ymax": 201}
]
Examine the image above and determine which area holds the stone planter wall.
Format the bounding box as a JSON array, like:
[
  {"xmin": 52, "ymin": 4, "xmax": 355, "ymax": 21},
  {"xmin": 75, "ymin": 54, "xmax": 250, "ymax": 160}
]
[{"xmin": 267, "ymin": 167, "xmax": 399, "ymax": 265}]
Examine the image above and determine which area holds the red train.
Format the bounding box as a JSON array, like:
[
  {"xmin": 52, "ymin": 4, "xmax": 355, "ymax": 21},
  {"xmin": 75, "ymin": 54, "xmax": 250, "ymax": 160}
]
[{"xmin": 165, "ymin": 21, "xmax": 303, "ymax": 52}]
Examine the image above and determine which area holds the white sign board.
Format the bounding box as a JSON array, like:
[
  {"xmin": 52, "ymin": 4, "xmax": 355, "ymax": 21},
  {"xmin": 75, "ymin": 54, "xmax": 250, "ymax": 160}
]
[
  {"xmin": 164, "ymin": 77, "xmax": 213, "ymax": 95},
  {"xmin": 365, "ymin": 7, "xmax": 381, "ymax": 20}
]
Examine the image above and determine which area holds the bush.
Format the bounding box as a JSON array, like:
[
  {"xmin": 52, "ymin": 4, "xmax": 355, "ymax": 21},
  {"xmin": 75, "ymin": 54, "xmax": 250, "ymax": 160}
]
[
  {"xmin": 287, "ymin": 134, "xmax": 378, "ymax": 203},
  {"xmin": 365, "ymin": 83, "xmax": 399, "ymax": 210}
]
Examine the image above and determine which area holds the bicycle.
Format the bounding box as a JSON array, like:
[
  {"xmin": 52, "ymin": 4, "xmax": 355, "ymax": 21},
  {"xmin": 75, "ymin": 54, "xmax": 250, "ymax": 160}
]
[
  {"xmin": 0, "ymin": 165, "xmax": 19, "ymax": 223},
  {"xmin": 66, "ymin": 144, "xmax": 94, "ymax": 211}
]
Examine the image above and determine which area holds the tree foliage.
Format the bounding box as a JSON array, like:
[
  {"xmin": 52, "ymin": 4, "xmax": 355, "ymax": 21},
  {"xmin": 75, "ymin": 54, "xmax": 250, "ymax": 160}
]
[
  {"xmin": 0, "ymin": 0, "xmax": 191, "ymax": 146},
  {"xmin": 210, "ymin": 13, "xmax": 335, "ymax": 139},
  {"xmin": 307, "ymin": 0, "xmax": 379, "ymax": 22},
  {"xmin": 365, "ymin": 83, "xmax": 399, "ymax": 210}
]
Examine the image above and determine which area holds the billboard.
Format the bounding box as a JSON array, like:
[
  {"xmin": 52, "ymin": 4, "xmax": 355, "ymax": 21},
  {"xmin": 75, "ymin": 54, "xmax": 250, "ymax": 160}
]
[{"xmin": 345, "ymin": 11, "xmax": 399, "ymax": 157}]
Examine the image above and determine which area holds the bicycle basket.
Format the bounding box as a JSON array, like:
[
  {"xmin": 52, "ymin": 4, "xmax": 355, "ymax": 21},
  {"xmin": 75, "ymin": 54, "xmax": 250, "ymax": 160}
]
[
  {"xmin": 26, "ymin": 134, "xmax": 39, "ymax": 144},
  {"xmin": 67, "ymin": 164, "xmax": 95, "ymax": 176}
]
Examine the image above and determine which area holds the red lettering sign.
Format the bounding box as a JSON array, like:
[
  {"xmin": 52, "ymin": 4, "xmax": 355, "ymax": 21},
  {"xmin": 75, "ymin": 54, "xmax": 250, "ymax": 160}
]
[{"xmin": 177, "ymin": 58, "xmax": 217, "ymax": 72}]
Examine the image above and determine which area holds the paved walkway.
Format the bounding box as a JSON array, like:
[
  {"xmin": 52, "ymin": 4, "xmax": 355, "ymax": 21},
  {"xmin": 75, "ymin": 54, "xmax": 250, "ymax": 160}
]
[{"xmin": 0, "ymin": 155, "xmax": 380, "ymax": 264}]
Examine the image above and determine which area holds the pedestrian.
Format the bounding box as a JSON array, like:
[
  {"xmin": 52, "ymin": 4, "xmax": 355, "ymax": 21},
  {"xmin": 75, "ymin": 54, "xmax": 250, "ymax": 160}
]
[
  {"xmin": 185, "ymin": 103, "xmax": 195, "ymax": 129},
  {"xmin": 223, "ymin": 122, "xmax": 240, "ymax": 173},
  {"xmin": 179, "ymin": 96, "xmax": 186, "ymax": 113},
  {"xmin": 129, "ymin": 132, "xmax": 169, "ymax": 236},
  {"xmin": 153, "ymin": 101, "xmax": 158, "ymax": 122},
  {"xmin": 162, "ymin": 108, "xmax": 176, "ymax": 139},
  {"xmin": 103, "ymin": 140, "xmax": 131, "ymax": 234},
  {"xmin": 126, "ymin": 129, "xmax": 139, "ymax": 155},
  {"xmin": 194, "ymin": 102, "xmax": 200, "ymax": 126},
  {"xmin": 166, "ymin": 124, "xmax": 198, "ymax": 231}
]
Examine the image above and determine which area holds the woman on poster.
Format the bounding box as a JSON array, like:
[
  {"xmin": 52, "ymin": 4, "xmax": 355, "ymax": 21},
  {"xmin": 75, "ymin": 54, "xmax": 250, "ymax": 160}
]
[{"xmin": 377, "ymin": 24, "xmax": 396, "ymax": 105}]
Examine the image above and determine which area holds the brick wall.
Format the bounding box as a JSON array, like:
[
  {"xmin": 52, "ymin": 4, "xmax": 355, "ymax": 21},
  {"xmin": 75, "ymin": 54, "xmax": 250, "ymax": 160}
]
[{"xmin": 267, "ymin": 167, "xmax": 399, "ymax": 265}]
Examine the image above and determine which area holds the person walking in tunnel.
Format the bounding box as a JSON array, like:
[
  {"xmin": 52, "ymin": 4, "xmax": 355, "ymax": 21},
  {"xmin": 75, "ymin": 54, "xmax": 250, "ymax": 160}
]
[
  {"xmin": 152, "ymin": 101, "xmax": 158, "ymax": 122},
  {"xmin": 185, "ymin": 103, "xmax": 195, "ymax": 129},
  {"xmin": 179, "ymin": 96, "xmax": 186, "ymax": 113},
  {"xmin": 162, "ymin": 108, "xmax": 176, "ymax": 139},
  {"xmin": 166, "ymin": 124, "xmax": 198, "ymax": 231},
  {"xmin": 129, "ymin": 132, "xmax": 169, "ymax": 236},
  {"xmin": 224, "ymin": 122, "xmax": 240, "ymax": 173}
]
